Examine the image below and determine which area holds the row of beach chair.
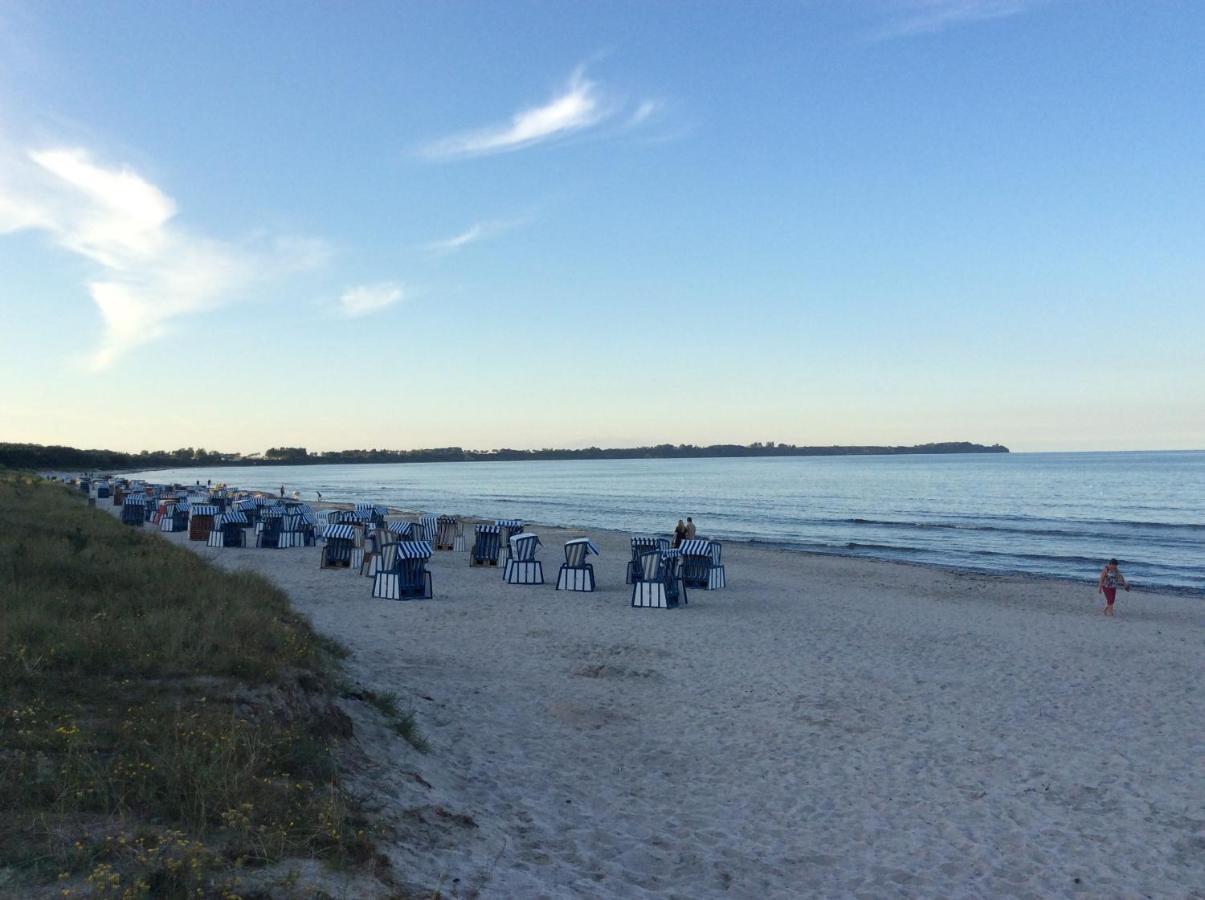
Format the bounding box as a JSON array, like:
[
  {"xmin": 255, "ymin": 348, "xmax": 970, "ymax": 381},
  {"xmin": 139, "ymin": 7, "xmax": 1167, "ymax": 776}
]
[{"xmin": 95, "ymin": 477, "xmax": 726, "ymax": 610}]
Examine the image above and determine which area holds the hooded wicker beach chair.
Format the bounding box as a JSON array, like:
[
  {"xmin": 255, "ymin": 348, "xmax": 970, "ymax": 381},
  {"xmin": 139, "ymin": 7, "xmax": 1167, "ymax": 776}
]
[
  {"xmin": 626, "ymin": 536, "xmax": 669, "ymax": 584},
  {"xmin": 556, "ymin": 538, "xmax": 600, "ymax": 592},
  {"xmin": 679, "ymin": 539, "xmax": 726, "ymax": 590},
  {"xmin": 161, "ymin": 501, "xmax": 189, "ymax": 532},
  {"xmin": 496, "ymin": 519, "xmax": 524, "ymax": 566},
  {"xmin": 419, "ymin": 513, "xmax": 438, "ymax": 543},
  {"xmin": 320, "ymin": 524, "xmax": 356, "ymax": 568},
  {"xmin": 386, "ymin": 521, "xmax": 416, "ymax": 540},
  {"xmin": 188, "ymin": 504, "xmax": 219, "ymax": 542},
  {"xmin": 207, "ymin": 511, "xmax": 248, "ymax": 548},
  {"xmin": 631, "ymin": 548, "xmax": 687, "ymax": 609},
  {"xmin": 503, "ymin": 533, "xmax": 544, "ymax": 585},
  {"xmin": 372, "ymin": 541, "xmax": 434, "ymax": 600},
  {"xmin": 256, "ymin": 509, "xmax": 285, "ymax": 548},
  {"xmin": 120, "ymin": 494, "xmax": 146, "ymax": 526},
  {"xmin": 435, "ymin": 515, "xmax": 459, "ymax": 551},
  {"xmin": 470, "ymin": 524, "xmax": 501, "ymax": 567}
]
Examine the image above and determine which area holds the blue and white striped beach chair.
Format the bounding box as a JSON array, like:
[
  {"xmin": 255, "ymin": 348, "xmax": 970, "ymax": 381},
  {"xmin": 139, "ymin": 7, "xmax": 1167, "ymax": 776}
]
[
  {"xmin": 470, "ymin": 524, "xmax": 501, "ymax": 567},
  {"xmin": 386, "ymin": 520, "xmax": 416, "ymax": 540},
  {"xmin": 372, "ymin": 541, "xmax": 434, "ymax": 600},
  {"xmin": 120, "ymin": 495, "xmax": 146, "ymax": 526},
  {"xmin": 504, "ymin": 533, "xmax": 544, "ymax": 585},
  {"xmin": 435, "ymin": 516, "xmax": 459, "ymax": 551},
  {"xmin": 626, "ymin": 536, "xmax": 669, "ymax": 583},
  {"xmin": 275, "ymin": 514, "xmax": 306, "ymax": 548},
  {"xmin": 207, "ymin": 511, "xmax": 248, "ymax": 548},
  {"xmin": 327, "ymin": 509, "xmax": 359, "ymax": 526},
  {"xmin": 320, "ymin": 524, "xmax": 356, "ymax": 568},
  {"xmin": 419, "ymin": 513, "xmax": 438, "ymax": 543},
  {"xmin": 556, "ymin": 538, "xmax": 600, "ymax": 592},
  {"xmin": 257, "ymin": 511, "xmax": 284, "ymax": 549},
  {"xmin": 353, "ymin": 502, "xmax": 382, "ymax": 525},
  {"xmin": 680, "ymin": 539, "xmax": 727, "ymax": 590},
  {"xmin": 631, "ymin": 549, "xmax": 687, "ymax": 609},
  {"xmin": 161, "ymin": 502, "xmax": 188, "ymax": 532},
  {"xmin": 496, "ymin": 520, "xmax": 524, "ymax": 566}
]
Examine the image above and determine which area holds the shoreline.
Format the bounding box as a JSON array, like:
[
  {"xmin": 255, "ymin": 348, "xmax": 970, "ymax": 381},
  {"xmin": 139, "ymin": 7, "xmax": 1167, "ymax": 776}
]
[{"xmin": 124, "ymin": 479, "xmax": 1205, "ymax": 597}]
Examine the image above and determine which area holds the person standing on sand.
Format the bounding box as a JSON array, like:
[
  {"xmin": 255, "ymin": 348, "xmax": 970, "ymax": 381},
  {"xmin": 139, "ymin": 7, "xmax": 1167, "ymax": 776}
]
[
  {"xmin": 279, "ymin": 484, "xmax": 284, "ymax": 498},
  {"xmin": 684, "ymin": 517, "xmax": 697, "ymax": 540},
  {"xmin": 1098, "ymin": 558, "xmax": 1129, "ymax": 616},
  {"xmin": 673, "ymin": 519, "xmax": 687, "ymax": 548}
]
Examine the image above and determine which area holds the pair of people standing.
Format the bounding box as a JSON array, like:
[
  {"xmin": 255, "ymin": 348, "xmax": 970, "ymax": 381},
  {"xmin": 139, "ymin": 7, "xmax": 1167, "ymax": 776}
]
[{"xmin": 672, "ymin": 517, "xmax": 696, "ymax": 548}]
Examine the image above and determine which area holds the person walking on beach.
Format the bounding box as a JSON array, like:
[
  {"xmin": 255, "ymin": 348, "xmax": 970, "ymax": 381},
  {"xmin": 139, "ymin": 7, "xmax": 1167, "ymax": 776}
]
[
  {"xmin": 1098, "ymin": 558, "xmax": 1129, "ymax": 616},
  {"xmin": 685, "ymin": 517, "xmax": 697, "ymax": 540},
  {"xmin": 279, "ymin": 484, "xmax": 285, "ymax": 498},
  {"xmin": 673, "ymin": 519, "xmax": 687, "ymax": 548}
]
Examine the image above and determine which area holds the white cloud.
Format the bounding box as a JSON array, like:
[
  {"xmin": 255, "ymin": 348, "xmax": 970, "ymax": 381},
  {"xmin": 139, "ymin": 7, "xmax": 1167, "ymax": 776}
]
[
  {"xmin": 336, "ymin": 282, "xmax": 404, "ymax": 318},
  {"xmin": 424, "ymin": 217, "xmax": 528, "ymax": 255},
  {"xmin": 871, "ymin": 0, "xmax": 1034, "ymax": 40},
  {"xmin": 628, "ymin": 99, "xmax": 660, "ymax": 127},
  {"xmin": 422, "ymin": 65, "xmax": 656, "ymax": 159},
  {"xmin": 0, "ymin": 141, "xmax": 324, "ymax": 369}
]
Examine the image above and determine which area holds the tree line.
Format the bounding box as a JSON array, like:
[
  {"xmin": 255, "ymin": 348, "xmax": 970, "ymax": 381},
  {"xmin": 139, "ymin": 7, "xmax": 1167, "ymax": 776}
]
[{"xmin": 2, "ymin": 440, "xmax": 1008, "ymax": 471}]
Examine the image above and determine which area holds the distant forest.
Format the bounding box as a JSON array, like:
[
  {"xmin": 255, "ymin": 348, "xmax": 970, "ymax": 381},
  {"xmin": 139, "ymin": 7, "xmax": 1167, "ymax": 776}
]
[{"xmin": 3, "ymin": 440, "xmax": 1008, "ymax": 471}]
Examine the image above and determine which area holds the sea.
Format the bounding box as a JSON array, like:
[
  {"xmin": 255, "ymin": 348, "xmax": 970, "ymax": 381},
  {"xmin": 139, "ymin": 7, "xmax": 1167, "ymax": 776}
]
[{"xmin": 127, "ymin": 451, "xmax": 1204, "ymax": 592}]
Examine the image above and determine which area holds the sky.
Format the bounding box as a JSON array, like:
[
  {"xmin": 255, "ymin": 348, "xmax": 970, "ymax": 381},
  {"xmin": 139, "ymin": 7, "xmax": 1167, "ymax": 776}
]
[{"xmin": 1, "ymin": 0, "xmax": 1202, "ymax": 454}]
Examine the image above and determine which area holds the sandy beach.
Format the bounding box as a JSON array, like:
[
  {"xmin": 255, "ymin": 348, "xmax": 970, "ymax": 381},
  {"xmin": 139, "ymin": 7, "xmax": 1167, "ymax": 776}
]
[{"xmin": 124, "ymin": 511, "xmax": 1203, "ymax": 898}]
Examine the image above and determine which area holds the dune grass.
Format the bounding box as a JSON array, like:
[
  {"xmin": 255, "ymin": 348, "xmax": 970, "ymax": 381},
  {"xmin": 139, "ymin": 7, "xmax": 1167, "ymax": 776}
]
[{"xmin": 0, "ymin": 474, "xmax": 385, "ymax": 897}]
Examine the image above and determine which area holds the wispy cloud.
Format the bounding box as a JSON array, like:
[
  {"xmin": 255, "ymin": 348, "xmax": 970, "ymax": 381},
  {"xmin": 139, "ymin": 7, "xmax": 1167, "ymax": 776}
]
[
  {"xmin": 0, "ymin": 141, "xmax": 324, "ymax": 369},
  {"xmin": 421, "ymin": 65, "xmax": 658, "ymax": 159},
  {"xmin": 424, "ymin": 216, "xmax": 529, "ymax": 255},
  {"xmin": 871, "ymin": 0, "xmax": 1034, "ymax": 40},
  {"xmin": 628, "ymin": 99, "xmax": 660, "ymax": 128},
  {"xmin": 336, "ymin": 282, "xmax": 404, "ymax": 318}
]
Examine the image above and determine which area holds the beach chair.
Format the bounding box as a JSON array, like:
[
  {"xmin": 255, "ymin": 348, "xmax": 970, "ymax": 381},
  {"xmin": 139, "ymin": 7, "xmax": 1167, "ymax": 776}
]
[
  {"xmin": 680, "ymin": 539, "xmax": 727, "ymax": 590},
  {"xmin": 372, "ymin": 541, "xmax": 434, "ymax": 600},
  {"xmin": 386, "ymin": 520, "xmax": 416, "ymax": 541},
  {"xmin": 354, "ymin": 503, "xmax": 387, "ymax": 527},
  {"xmin": 626, "ymin": 536, "xmax": 669, "ymax": 584},
  {"xmin": 256, "ymin": 515, "xmax": 283, "ymax": 548},
  {"xmin": 95, "ymin": 481, "xmax": 110, "ymax": 499},
  {"xmin": 435, "ymin": 516, "xmax": 459, "ymax": 551},
  {"xmin": 631, "ymin": 549, "xmax": 687, "ymax": 609},
  {"xmin": 504, "ymin": 533, "xmax": 544, "ymax": 585},
  {"xmin": 120, "ymin": 495, "xmax": 146, "ymax": 526},
  {"xmin": 419, "ymin": 514, "xmax": 438, "ymax": 543},
  {"xmin": 207, "ymin": 511, "xmax": 244, "ymax": 548},
  {"xmin": 556, "ymin": 538, "xmax": 600, "ymax": 592},
  {"xmin": 470, "ymin": 524, "xmax": 501, "ymax": 567},
  {"xmin": 188, "ymin": 504, "xmax": 219, "ymax": 542},
  {"xmin": 496, "ymin": 519, "xmax": 524, "ymax": 566},
  {"xmin": 277, "ymin": 514, "xmax": 308, "ymax": 548},
  {"xmin": 452, "ymin": 520, "xmax": 467, "ymax": 552},
  {"xmin": 320, "ymin": 524, "xmax": 356, "ymax": 568},
  {"xmin": 160, "ymin": 502, "xmax": 187, "ymax": 532}
]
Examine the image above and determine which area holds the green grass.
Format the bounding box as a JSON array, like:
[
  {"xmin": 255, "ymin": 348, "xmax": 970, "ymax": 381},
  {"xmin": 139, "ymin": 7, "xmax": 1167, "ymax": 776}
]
[
  {"xmin": 0, "ymin": 475, "xmax": 387, "ymax": 898},
  {"xmin": 357, "ymin": 690, "xmax": 430, "ymax": 754}
]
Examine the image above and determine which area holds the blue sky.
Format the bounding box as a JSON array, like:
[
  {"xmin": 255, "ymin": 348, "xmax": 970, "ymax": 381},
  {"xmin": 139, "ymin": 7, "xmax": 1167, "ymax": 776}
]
[{"xmin": 1, "ymin": 0, "xmax": 1202, "ymax": 453}]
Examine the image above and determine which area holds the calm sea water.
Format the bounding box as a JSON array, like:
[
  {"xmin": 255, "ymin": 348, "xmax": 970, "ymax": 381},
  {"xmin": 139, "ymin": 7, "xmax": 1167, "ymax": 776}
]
[{"xmin": 128, "ymin": 452, "xmax": 1204, "ymax": 591}]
